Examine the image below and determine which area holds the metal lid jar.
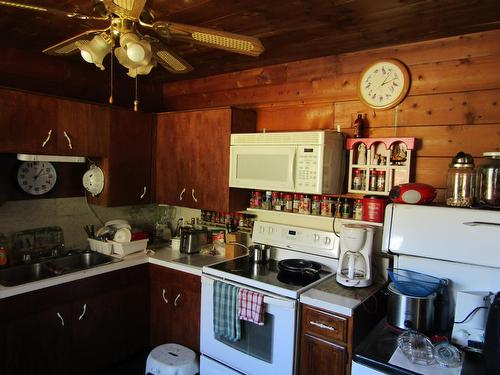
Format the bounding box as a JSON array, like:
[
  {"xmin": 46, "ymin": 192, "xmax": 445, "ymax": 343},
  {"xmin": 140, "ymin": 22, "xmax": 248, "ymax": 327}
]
[
  {"xmin": 475, "ymin": 152, "xmax": 500, "ymax": 208},
  {"xmin": 445, "ymin": 152, "xmax": 475, "ymax": 207}
]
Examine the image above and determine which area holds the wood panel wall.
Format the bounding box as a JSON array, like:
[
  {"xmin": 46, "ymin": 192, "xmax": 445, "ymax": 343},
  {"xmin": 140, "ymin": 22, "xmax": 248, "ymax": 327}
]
[{"xmin": 161, "ymin": 29, "xmax": 500, "ymax": 202}]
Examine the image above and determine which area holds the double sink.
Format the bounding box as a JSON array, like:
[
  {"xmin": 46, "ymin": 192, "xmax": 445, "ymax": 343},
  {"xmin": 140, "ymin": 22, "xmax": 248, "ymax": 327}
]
[{"xmin": 0, "ymin": 251, "xmax": 121, "ymax": 287}]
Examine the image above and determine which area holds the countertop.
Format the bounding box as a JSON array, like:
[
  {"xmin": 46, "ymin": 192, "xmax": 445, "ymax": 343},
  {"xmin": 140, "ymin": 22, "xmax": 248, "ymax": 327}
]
[
  {"xmin": 0, "ymin": 246, "xmax": 228, "ymax": 299},
  {"xmin": 300, "ymin": 277, "xmax": 387, "ymax": 317},
  {"xmin": 353, "ymin": 318, "xmax": 486, "ymax": 375}
]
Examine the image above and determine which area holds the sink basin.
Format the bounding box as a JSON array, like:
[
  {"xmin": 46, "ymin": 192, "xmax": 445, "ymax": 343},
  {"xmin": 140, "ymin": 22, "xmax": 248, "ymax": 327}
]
[{"xmin": 0, "ymin": 252, "xmax": 120, "ymax": 287}]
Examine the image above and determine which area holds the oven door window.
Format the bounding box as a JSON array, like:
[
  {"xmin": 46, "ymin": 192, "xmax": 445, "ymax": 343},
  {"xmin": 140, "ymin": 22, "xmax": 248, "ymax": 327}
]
[{"xmin": 216, "ymin": 313, "xmax": 274, "ymax": 363}]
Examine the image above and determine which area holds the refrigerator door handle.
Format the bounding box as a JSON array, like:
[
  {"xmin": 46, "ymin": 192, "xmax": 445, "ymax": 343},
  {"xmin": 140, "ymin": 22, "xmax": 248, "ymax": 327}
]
[{"xmin": 463, "ymin": 221, "xmax": 500, "ymax": 228}]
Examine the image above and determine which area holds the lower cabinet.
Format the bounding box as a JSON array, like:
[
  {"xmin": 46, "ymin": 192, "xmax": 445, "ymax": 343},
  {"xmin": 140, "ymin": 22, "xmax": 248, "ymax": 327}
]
[
  {"xmin": 301, "ymin": 333, "xmax": 347, "ymax": 375},
  {"xmin": 0, "ymin": 265, "xmax": 149, "ymax": 375},
  {"xmin": 150, "ymin": 264, "xmax": 201, "ymax": 352}
]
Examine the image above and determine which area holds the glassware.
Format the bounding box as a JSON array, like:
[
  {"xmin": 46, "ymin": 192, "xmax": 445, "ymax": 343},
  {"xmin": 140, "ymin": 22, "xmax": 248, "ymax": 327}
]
[
  {"xmin": 475, "ymin": 151, "xmax": 500, "ymax": 208},
  {"xmin": 445, "ymin": 152, "xmax": 475, "ymax": 207},
  {"xmin": 398, "ymin": 330, "xmax": 435, "ymax": 365}
]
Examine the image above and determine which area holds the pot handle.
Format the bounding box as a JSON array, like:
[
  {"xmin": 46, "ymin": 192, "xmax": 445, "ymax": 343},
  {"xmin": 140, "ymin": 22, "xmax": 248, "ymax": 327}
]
[{"xmin": 302, "ymin": 267, "xmax": 319, "ymax": 277}]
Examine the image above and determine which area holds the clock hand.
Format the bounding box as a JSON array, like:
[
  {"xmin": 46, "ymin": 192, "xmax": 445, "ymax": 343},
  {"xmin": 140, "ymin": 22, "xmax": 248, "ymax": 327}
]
[{"xmin": 381, "ymin": 78, "xmax": 397, "ymax": 86}]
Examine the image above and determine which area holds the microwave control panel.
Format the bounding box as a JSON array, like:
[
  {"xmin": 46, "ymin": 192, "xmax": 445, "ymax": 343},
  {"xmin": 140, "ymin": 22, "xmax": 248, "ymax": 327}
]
[{"xmin": 295, "ymin": 145, "xmax": 322, "ymax": 193}]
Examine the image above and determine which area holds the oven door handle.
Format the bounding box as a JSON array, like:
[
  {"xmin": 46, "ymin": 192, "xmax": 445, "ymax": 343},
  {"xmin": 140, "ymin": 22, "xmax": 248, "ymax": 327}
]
[{"xmin": 202, "ymin": 275, "xmax": 296, "ymax": 310}]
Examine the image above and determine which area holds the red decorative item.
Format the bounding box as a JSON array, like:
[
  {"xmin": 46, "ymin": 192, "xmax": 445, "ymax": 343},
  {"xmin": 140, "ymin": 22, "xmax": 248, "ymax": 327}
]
[{"xmin": 389, "ymin": 183, "xmax": 437, "ymax": 205}]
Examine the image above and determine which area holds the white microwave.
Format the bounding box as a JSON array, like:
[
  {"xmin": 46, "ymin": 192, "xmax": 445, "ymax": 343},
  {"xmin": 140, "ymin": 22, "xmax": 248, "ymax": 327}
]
[{"xmin": 229, "ymin": 130, "xmax": 345, "ymax": 194}]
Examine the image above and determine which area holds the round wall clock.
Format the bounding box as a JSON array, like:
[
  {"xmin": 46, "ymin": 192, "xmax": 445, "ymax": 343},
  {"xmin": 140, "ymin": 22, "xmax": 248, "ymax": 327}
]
[
  {"xmin": 358, "ymin": 59, "xmax": 410, "ymax": 110},
  {"xmin": 17, "ymin": 161, "xmax": 57, "ymax": 195}
]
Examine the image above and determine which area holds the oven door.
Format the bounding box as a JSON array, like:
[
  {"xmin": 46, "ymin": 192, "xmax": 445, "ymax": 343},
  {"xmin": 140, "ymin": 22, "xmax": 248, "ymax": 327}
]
[{"xmin": 200, "ymin": 275, "xmax": 298, "ymax": 375}]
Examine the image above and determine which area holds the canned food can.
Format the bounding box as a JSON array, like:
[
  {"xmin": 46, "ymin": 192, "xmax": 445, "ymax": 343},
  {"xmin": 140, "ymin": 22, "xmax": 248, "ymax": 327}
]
[{"xmin": 362, "ymin": 196, "xmax": 386, "ymax": 223}]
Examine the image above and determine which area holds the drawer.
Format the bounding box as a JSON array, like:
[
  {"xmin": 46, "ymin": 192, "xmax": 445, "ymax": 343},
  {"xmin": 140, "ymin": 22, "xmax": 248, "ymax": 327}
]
[{"xmin": 302, "ymin": 305, "xmax": 348, "ymax": 343}]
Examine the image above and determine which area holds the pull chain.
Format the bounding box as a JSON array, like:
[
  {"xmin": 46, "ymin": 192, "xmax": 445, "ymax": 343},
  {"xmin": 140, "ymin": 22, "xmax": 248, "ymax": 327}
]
[
  {"xmin": 109, "ymin": 47, "xmax": 114, "ymax": 104},
  {"xmin": 134, "ymin": 75, "xmax": 139, "ymax": 112}
]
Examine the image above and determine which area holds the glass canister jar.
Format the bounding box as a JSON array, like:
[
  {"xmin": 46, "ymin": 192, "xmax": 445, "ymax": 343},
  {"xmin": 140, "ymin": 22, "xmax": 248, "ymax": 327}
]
[
  {"xmin": 476, "ymin": 152, "xmax": 500, "ymax": 208},
  {"xmin": 445, "ymin": 152, "xmax": 475, "ymax": 207}
]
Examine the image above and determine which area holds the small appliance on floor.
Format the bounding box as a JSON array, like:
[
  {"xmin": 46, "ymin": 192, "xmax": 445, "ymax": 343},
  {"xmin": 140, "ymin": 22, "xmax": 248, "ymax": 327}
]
[{"xmin": 336, "ymin": 224, "xmax": 374, "ymax": 287}]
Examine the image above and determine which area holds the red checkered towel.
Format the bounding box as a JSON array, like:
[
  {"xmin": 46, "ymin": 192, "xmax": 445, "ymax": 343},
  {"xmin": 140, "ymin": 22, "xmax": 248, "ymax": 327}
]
[{"xmin": 238, "ymin": 288, "xmax": 265, "ymax": 326}]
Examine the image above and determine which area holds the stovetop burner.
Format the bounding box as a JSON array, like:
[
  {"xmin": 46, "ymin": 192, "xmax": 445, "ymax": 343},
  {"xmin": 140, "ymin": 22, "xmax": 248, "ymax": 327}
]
[{"xmin": 277, "ymin": 270, "xmax": 320, "ymax": 286}]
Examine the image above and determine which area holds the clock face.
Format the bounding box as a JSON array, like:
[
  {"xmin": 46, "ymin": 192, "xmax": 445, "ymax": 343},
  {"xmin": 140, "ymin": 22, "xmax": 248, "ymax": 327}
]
[
  {"xmin": 359, "ymin": 59, "xmax": 410, "ymax": 110},
  {"xmin": 17, "ymin": 161, "xmax": 57, "ymax": 195}
]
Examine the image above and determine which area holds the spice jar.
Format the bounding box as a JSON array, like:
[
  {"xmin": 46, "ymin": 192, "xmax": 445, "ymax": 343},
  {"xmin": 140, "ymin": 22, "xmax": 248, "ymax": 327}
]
[
  {"xmin": 341, "ymin": 198, "xmax": 351, "ymax": 218},
  {"xmin": 377, "ymin": 170, "xmax": 386, "ymax": 192},
  {"xmin": 353, "ymin": 199, "xmax": 363, "ymax": 220},
  {"xmin": 293, "ymin": 193, "xmax": 300, "ymax": 213},
  {"xmin": 284, "ymin": 193, "xmax": 294, "ymax": 212},
  {"xmin": 369, "ymin": 170, "xmax": 378, "ymax": 191},
  {"xmin": 476, "ymin": 152, "xmax": 500, "ymax": 208},
  {"xmin": 302, "ymin": 195, "xmax": 311, "ymax": 214},
  {"xmin": 311, "ymin": 195, "xmax": 321, "ymax": 215},
  {"xmin": 445, "ymin": 152, "xmax": 475, "ymax": 207},
  {"xmin": 321, "ymin": 195, "xmax": 333, "ymax": 217},
  {"xmin": 352, "ymin": 169, "xmax": 362, "ymax": 190}
]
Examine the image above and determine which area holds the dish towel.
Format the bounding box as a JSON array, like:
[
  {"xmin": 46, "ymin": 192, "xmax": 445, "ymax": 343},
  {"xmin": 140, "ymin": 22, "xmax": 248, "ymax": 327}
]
[
  {"xmin": 238, "ymin": 288, "xmax": 265, "ymax": 326},
  {"xmin": 213, "ymin": 280, "xmax": 241, "ymax": 341}
]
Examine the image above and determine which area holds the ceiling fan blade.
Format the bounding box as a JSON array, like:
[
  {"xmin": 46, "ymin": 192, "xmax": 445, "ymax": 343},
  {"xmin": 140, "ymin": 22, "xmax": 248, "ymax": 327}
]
[
  {"xmin": 151, "ymin": 21, "xmax": 264, "ymax": 57},
  {"xmin": 144, "ymin": 36, "xmax": 193, "ymax": 74},
  {"xmin": 43, "ymin": 29, "xmax": 110, "ymax": 56},
  {"xmin": 0, "ymin": 0, "xmax": 108, "ymax": 20},
  {"xmin": 102, "ymin": 0, "xmax": 146, "ymax": 21}
]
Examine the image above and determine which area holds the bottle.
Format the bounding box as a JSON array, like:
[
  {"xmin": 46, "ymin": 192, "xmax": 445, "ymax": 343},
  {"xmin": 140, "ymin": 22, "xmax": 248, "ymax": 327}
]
[
  {"xmin": 335, "ymin": 198, "xmax": 342, "ymax": 218},
  {"xmin": 302, "ymin": 195, "xmax": 311, "ymax": 215},
  {"xmin": 369, "ymin": 170, "xmax": 378, "ymax": 191},
  {"xmin": 298, "ymin": 194, "xmax": 305, "ymax": 214},
  {"xmin": 0, "ymin": 233, "xmax": 8, "ymax": 267},
  {"xmin": 253, "ymin": 191, "xmax": 262, "ymax": 208},
  {"xmin": 352, "ymin": 169, "xmax": 362, "ymax": 190},
  {"xmin": 311, "ymin": 195, "xmax": 321, "ymax": 215},
  {"xmin": 293, "ymin": 193, "xmax": 300, "ymax": 213},
  {"xmin": 341, "ymin": 198, "xmax": 351, "ymax": 218},
  {"xmin": 376, "ymin": 170, "xmax": 386, "ymax": 192},
  {"xmin": 353, "ymin": 199, "xmax": 363, "ymax": 220},
  {"xmin": 284, "ymin": 193, "xmax": 293, "ymax": 212},
  {"xmin": 321, "ymin": 195, "xmax": 333, "ymax": 217},
  {"xmin": 476, "ymin": 151, "xmax": 500, "ymax": 208},
  {"xmin": 445, "ymin": 152, "xmax": 475, "ymax": 207},
  {"xmin": 353, "ymin": 114, "xmax": 364, "ymax": 138}
]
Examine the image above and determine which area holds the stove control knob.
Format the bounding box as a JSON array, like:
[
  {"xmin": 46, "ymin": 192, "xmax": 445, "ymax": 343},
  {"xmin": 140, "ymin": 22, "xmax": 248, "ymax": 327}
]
[
  {"xmin": 324, "ymin": 237, "xmax": 332, "ymax": 245},
  {"xmin": 259, "ymin": 226, "xmax": 265, "ymax": 233},
  {"xmin": 268, "ymin": 227, "xmax": 275, "ymax": 234},
  {"xmin": 313, "ymin": 234, "xmax": 320, "ymax": 241}
]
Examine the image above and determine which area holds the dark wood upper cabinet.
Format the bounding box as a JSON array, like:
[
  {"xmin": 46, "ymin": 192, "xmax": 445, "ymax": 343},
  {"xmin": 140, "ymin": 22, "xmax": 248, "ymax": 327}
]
[
  {"xmin": 155, "ymin": 107, "xmax": 255, "ymax": 211},
  {"xmin": 87, "ymin": 107, "xmax": 153, "ymax": 206},
  {"xmin": 0, "ymin": 87, "xmax": 109, "ymax": 157}
]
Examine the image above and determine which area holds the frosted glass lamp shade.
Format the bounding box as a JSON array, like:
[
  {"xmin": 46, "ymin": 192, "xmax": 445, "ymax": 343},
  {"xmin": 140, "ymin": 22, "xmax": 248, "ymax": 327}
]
[
  {"xmin": 76, "ymin": 35, "xmax": 112, "ymax": 70},
  {"xmin": 127, "ymin": 43, "xmax": 145, "ymax": 62}
]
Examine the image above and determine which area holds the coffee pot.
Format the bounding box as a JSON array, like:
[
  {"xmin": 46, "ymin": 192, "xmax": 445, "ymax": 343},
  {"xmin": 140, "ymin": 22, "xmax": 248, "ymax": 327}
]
[{"xmin": 336, "ymin": 224, "xmax": 374, "ymax": 288}]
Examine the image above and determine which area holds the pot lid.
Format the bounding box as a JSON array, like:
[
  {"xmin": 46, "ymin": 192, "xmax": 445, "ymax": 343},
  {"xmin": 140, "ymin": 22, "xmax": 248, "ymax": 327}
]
[{"xmin": 450, "ymin": 151, "xmax": 474, "ymax": 168}]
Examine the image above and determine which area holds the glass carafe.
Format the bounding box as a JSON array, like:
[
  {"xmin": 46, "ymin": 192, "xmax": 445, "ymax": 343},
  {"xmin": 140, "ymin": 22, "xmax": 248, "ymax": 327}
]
[{"xmin": 445, "ymin": 152, "xmax": 475, "ymax": 207}]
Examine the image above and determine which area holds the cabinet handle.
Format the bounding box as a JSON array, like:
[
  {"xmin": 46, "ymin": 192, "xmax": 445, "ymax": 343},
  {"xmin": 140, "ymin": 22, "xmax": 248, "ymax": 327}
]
[
  {"xmin": 42, "ymin": 129, "xmax": 53, "ymax": 148},
  {"xmin": 140, "ymin": 186, "xmax": 147, "ymax": 199},
  {"xmin": 162, "ymin": 288, "xmax": 168, "ymax": 304},
  {"xmin": 463, "ymin": 221, "xmax": 500, "ymax": 228},
  {"xmin": 191, "ymin": 189, "xmax": 198, "ymax": 203},
  {"xmin": 174, "ymin": 293, "xmax": 181, "ymax": 307},
  {"xmin": 78, "ymin": 303, "xmax": 87, "ymax": 321},
  {"xmin": 57, "ymin": 312, "xmax": 65, "ymax": 327},
  {"xmin": 179, "ymin": 188, "xmax": 186, "ymax": 201},
  {"xmin": 310, "ymin": 320, "xmax": 336, "ymax": 331},
  {"xmin": 63, "ymin": 131, "xmax": 73, "ymax": 149}
]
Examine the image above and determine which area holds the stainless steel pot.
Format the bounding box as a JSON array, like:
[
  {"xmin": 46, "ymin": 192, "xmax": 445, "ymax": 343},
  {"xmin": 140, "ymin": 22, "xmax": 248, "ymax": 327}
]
[
  {"xmin": 248, "ymin": 244, "xmax": 271, "ymax": 263},
  {"xmin": 387, "ymin": 282, "xmax": 436, "ymax": 332}
]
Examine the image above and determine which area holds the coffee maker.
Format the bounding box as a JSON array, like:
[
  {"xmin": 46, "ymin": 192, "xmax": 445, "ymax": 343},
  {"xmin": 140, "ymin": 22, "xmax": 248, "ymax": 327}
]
[{"xmin": 336, "ymin": 224, "xmax": 374, "ymax": 287}]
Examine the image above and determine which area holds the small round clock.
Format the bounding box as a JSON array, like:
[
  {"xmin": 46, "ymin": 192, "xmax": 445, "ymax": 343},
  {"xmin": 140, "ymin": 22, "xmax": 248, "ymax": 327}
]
[
  {"xmin": 358, "ymin": 59, "xmax": 410, "ymax": 110},
  {"xmin": 17, "ymin": 161, "xmax": 57, "ymax": 195}
]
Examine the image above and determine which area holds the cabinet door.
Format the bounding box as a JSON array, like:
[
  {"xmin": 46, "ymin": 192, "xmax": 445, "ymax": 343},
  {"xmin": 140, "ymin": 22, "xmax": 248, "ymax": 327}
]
[
  {"xmin": 56, "ymin": 100, "xmax": 110, "ymax": 157},
  {"xmin": 299, "ymin": 333, "xmax": 347, "ymax": 375},
  {"xmin": 0, "ymin": 89, "xmax": 58, "ymax": 154},
  {"xmin": 155, "ymin": 111, "xmax": 195, "ymax": 207},
  {"xmin": 149, "ymin": 265, "xmax": 201, "ymax": 352},
  {"xmin": 0, "ymin": 303, "xmax": 72, "ymax": 375},
  {"xmin": 87, "ymin": 108, "xmax": 153, "ymax": 206}
]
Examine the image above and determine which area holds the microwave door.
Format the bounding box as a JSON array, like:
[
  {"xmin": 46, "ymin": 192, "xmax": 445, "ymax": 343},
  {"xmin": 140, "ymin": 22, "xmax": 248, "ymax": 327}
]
[{"xmin": 229, "ymin": 146, "xmax": 296, "ymax": 191}]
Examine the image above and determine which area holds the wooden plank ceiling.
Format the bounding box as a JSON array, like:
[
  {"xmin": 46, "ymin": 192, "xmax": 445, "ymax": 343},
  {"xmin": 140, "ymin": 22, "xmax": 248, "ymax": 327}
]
[{"xmin": 0, "ymin": 0, "xmax": 500, "ymax": 108}]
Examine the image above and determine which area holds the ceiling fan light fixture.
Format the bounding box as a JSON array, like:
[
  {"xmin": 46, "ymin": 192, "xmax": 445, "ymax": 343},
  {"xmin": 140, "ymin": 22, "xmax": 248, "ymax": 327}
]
[
  {"xmin": 75, "ymin": 34, "xmax": 112, "ymax": 70},
  {"xmin": 127, "ymin": 42, "xmax": 145, "ymax": 62}
]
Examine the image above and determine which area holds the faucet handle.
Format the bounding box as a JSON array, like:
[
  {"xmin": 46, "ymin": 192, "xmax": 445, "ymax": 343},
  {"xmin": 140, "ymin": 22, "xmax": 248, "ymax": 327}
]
[{"xmin": 22, "ymin": 252, "xmax": 32, "ymax": 263}]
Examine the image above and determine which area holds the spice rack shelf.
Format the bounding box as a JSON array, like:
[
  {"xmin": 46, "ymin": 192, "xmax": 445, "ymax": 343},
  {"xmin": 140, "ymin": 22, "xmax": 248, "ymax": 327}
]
[{"xmin": 346, "ymin": 137, "xmax": 415, "ymax": 196}]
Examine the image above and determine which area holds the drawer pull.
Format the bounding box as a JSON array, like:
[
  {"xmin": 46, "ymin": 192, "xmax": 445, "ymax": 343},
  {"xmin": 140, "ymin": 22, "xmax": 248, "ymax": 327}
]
[
  {"xmin": 162, "ymin": 288, "xmax": 168, "ymax": 304},
  {"xmin": 78, "ymin": 303, "xmax": 87, "ymax": 321},
  {"xmin": 174, "ymin": 293, "xmax": 181, "ymax": 307},
  {"xmin": 310, "ymin": 320, "xmax": 336, "ymax": 331},
  {"xmin": 140, "ymin": 186, "xmax": 147, "ymax": 199},
  {"xmin": 179, "ymin": 188, "xmax": 186, "ymax": 201},
  {"xmin": 191, "ymin": 189, "xmax": 198, "ymax": 203}
]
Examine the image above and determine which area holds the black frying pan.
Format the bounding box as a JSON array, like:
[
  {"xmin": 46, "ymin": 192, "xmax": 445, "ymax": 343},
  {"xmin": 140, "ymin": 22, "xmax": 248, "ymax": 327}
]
[{"xmin": 278, "ymin": 259, "xmax": 322, "ymax": 278}]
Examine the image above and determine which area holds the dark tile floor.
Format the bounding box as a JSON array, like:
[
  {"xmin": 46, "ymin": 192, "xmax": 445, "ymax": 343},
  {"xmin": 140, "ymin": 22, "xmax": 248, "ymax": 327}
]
[{"xmin": 94, "ymin": 349, "xmax": 150, "ymax": 375}]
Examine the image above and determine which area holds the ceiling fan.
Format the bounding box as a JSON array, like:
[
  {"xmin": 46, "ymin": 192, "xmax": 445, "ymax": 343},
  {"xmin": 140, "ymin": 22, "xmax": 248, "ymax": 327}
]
[{"xmin": 0, "ymin": 0, "xmax": 265, "ymax": 78}]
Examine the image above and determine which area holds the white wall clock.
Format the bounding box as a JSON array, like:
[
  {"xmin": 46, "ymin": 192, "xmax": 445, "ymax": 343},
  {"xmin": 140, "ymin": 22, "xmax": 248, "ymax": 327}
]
[
  {"xmin": 17, "ymin": 161, "xmax": 57, "ymax": 195},
  {"xmin": 82, "ymin": 164, "xmax": 105, "ymax": 197},
  {"xmin": 358, "ymin": 59, "xmax": 411, "ymax": 110}
]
